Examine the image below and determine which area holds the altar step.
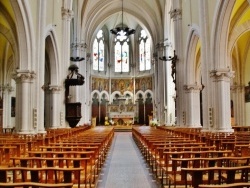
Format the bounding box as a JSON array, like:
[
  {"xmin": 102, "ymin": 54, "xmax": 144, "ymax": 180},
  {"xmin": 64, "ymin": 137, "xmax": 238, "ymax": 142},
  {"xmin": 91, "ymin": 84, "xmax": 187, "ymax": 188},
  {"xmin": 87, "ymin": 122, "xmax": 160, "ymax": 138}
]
[{"xmin": 113, "ymin": 125, "xmax": 132, "ymax": 132}]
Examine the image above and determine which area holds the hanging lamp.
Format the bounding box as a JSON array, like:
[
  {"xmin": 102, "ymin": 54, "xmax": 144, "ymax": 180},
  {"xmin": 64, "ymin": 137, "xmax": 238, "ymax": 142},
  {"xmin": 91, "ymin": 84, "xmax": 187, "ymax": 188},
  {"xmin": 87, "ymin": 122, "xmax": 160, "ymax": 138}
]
[
  {"xmin": 70, "ymin": 0, "xmax": 85, "ymax": 62},
  {"xmin": 110, "ymin": 0, "xmax": 135, "ymax": 36}
]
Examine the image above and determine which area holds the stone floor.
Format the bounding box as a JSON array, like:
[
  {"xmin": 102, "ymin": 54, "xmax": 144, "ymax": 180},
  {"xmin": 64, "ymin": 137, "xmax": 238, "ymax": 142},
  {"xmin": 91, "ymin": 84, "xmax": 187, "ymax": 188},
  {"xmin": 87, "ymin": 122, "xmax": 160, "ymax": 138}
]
[{"xmin": 96, "ymin": 132, "xmax": 160, "ymax": 188}]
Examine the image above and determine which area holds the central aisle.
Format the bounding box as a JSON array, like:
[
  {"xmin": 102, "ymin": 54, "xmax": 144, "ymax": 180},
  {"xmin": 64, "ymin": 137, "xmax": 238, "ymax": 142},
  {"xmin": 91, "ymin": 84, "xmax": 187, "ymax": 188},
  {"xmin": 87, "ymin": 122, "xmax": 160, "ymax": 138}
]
[{"xmin": 97, "ymin": 132, "xmax": 159, "ymax": 188}]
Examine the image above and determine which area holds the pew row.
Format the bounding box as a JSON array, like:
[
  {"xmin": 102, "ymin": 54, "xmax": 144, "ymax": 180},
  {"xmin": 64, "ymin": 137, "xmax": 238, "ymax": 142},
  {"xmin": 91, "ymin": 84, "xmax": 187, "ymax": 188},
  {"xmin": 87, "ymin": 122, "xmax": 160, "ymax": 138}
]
[{"xmin": 0, "ymin": 182, "xmax": 74, "ymax": 187}]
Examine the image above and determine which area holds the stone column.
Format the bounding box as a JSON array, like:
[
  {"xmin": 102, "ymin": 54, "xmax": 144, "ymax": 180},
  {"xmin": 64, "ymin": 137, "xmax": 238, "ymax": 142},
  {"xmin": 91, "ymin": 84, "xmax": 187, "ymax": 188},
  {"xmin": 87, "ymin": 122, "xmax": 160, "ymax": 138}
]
[
  {"xmin": 170, "ymin": 2, "xmax": 183, "ymax": 125},
  {"xmin": 61, "ymin": 7, "xmax": 73, "ymax": 73},
  {"xmin": 156, "ymin": 42, "xmax": 166, "ymax": 125},
  {"xmin": 184, "ymin": 84, "xmax": 202, "ymax": 128},
  {"xmin": 13, "ymin": 71, "xmax": 36, "ymax": 134},
  {"xmin": 49, "ymin": 85, "xmax": 61, "ymax": 129},
  {"xmin": 210, "ymin": 69, "xmax": 234, "ymax": 132},
  {"xmin": 82, "ymin": 53, "xmax": 91, "ymax": 124},
  {"xmin": 61, "ymin": 7, "xmax": 74, "ymax": 127},
  {"xmin": 199, "ymin": 0, "xmax": 212, "ymax": 131},
  {"xmin": 36, "ymin": 0, "xmax": 46, "ymax": 134}
]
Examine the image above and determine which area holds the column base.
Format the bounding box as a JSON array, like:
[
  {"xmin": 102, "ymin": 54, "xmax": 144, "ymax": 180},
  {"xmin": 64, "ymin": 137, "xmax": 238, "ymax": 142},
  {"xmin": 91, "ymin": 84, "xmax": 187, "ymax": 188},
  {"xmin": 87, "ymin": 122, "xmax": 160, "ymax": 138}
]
[
  {"xmin": 187, "ymin": 125, "xmax": 202, "ymax": 128},
  {"xmin": 38, "ymin": 130, "xmax": 47, "ymax": 134},
  {"xmin": 211, "ymin": 128, "xmax": 234, "ymax": 133},
  {"xmin": 17, "ymin": 131, "xmax": 36, "ymax": 135}
]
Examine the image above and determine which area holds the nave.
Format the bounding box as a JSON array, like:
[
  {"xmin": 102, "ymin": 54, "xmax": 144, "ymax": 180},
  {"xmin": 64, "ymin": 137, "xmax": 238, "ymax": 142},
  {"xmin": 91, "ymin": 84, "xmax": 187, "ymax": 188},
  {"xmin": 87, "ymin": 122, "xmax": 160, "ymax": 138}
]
[
  {"xmin": 97, "ymin": 132, "xmax": 159, "ymax": 188},
  {"xmin": 2, "ymin": 125, "xmax": 250, "ymax": 188}
]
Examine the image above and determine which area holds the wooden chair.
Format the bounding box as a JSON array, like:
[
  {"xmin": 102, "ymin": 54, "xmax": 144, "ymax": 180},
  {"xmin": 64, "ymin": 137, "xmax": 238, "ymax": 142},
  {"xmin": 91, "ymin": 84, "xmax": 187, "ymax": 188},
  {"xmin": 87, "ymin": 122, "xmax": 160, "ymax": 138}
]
[
  {"xmin": 182, "ymin": 166, "xmax": 250, "ymax": 188},
  {"xmin": 199, "ymin": 182, "xmax": 250, "ymax": 188}
]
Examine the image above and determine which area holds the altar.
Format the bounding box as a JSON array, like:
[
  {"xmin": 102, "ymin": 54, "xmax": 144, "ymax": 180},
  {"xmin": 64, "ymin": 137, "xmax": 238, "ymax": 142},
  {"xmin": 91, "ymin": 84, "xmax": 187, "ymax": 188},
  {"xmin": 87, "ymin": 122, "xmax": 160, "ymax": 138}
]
[
  {"xmin": 109, "ymin": 112, "xmax": 134, "ymax": 126},
  {"xmin": 107, "ymin": 95, "xmax": 137, "ymax": 126}
]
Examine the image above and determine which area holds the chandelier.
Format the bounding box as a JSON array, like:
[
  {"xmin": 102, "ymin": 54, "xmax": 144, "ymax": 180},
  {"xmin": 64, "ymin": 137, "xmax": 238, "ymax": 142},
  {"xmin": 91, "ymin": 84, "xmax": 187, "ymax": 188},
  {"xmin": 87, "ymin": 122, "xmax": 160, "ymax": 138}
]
[{"xmin": 110, "ymin": 0, "xmax": 135, "ymax": 36}]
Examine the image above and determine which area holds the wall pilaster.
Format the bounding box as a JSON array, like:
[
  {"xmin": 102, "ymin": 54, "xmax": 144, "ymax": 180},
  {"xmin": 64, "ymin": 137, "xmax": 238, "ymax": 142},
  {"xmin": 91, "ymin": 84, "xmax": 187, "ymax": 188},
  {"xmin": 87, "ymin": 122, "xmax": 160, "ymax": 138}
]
[
  {"xmin": 0, "ymin": 85, "xmax": 14, "ymax": 128},
  {"xmin": 231, "ymin": 84, "xmax": 245, "ymax": 126}
]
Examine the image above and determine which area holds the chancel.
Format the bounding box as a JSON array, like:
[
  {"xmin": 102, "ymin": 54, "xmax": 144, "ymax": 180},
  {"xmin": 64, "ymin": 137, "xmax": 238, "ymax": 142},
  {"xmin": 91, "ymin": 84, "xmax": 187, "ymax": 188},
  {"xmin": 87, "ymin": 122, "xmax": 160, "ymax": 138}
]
[{"xmin": 108, "ymin": 94, "xmax": 136, "ymax": 126}]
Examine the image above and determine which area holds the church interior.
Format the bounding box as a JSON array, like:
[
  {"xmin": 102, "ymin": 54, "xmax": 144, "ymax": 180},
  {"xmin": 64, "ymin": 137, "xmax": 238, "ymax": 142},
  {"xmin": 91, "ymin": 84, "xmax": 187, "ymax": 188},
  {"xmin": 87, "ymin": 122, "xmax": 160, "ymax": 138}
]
[{"xmin": 1, "ymin": 0, "xmax": 250, "ymax": 187}]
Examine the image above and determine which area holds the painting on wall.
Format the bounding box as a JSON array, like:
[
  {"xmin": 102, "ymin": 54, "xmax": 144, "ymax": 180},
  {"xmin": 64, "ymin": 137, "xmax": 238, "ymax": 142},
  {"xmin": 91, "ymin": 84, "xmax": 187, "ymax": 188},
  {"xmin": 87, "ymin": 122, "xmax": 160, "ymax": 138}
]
[
  {"xmin": 245, "ymin": 84, "xmax": 250, "ymax": 102},
  {"xmin": 111, "ymin": 79, "xmax": 133, "ymax": 94},
  {"xmin": 92, "ymin": 76, "xmax": 153, "ymax": 94},
  {"xmin": 92, "ymin": 77, "xmax": 109, "ymax": 92},
  {"xmin": 135, "ymin": 76, "xmax": 152, "ymax": 92}
]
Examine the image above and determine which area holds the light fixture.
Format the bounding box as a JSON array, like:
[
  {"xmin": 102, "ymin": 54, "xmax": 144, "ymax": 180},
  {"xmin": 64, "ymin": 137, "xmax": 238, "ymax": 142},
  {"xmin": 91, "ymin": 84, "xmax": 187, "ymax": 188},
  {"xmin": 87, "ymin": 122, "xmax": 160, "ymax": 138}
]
[
  {"xmin": 110, "ymin": 0, "xmax": 135, "ymax": 36},
  {"xmin": 70, "ymin": 0, "xmax": 85, "ymax": 62},
  {"xmin": 159, "ymin": 50, "xmax": 178, "ymax": 89}
]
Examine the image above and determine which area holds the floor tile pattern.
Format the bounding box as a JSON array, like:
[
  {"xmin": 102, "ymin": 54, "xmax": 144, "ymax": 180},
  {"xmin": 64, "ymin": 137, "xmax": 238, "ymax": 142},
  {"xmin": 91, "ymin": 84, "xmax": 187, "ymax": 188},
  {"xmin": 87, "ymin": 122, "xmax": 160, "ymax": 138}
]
[{"xmin": 97, "ymin": 132, "xmax": 160, "ymax": 188}]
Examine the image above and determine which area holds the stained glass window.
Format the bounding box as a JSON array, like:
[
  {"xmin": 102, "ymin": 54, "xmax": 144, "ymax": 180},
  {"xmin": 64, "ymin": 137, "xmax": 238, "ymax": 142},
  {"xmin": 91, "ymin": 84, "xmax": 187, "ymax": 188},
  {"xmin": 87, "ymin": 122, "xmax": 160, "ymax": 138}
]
[
  {"xmin": 93, "ymin": 30, "xmax": 104, "ymax": 71},
  {"xmin": 139, "ymin": 30, "xmax": 151, "ymax": 71},
  {"xmin": 114, "ymin": 30, "xmax": 129, "ymax": 72}
]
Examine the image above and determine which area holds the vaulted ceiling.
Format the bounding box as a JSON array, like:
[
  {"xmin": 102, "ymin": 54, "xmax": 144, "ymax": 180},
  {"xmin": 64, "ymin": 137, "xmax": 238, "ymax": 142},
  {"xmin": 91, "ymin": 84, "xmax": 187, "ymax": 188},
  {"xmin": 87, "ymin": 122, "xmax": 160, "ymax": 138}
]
[{"xmin": 79, "ymin": 0, "xmax": 165, "ymax": 46}]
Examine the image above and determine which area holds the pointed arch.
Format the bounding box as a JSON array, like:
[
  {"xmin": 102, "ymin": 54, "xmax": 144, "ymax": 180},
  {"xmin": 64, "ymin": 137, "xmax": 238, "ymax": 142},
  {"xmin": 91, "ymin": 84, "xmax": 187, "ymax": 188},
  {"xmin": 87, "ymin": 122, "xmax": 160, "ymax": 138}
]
[
  {"xmin": 10, "ymin": 0, "xmax": 35, "ymax": 70},
  {"xmin": 185, "ymin": 25, "xmax": 200, "ymax": 85},
  {"xmin": 211, "ymin": 0, "xmax": 235, "ymax": 69},
  {"xmin": 228, "ymin": 20, "xmax": 250, "ymax": 54},
  {"xmin": 45, "ymin": 29, "xmax": 60, "ymax": 85}
]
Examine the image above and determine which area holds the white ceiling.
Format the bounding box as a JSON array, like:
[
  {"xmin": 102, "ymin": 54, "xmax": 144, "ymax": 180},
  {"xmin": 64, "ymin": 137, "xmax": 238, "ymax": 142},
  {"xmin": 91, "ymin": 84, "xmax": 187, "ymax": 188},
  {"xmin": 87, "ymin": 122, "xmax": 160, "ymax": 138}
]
[{"xmin": 80, "ymin": 0, "xmax": 165, "ymax": 45}]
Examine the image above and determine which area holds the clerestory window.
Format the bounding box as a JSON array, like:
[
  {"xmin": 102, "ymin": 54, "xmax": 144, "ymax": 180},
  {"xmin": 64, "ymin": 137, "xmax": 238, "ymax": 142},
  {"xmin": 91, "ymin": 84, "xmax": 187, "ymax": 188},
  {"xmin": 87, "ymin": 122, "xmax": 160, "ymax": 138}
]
[
  {"xmin": 114, "ymin": 30, "xmax": 130, "ymax": 73},
  {"xmin": 93, "ymin": 30, "xmax": 105, "ymax": 71},
  {"xmin": 139, "ymin": 30, "xmax": 151, "ymax": 71}
]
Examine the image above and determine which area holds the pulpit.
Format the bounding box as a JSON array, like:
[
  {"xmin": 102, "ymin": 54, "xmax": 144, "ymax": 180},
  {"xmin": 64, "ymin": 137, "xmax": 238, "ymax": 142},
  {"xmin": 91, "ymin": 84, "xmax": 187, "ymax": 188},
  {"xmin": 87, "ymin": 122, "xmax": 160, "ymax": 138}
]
[
  {"xmin": 66, "ymin": 102, "xmax": 81, "ymax": 128},
  {"xmin": 65, "ymin": 64, "xmax": 84, "ymax": 128}
]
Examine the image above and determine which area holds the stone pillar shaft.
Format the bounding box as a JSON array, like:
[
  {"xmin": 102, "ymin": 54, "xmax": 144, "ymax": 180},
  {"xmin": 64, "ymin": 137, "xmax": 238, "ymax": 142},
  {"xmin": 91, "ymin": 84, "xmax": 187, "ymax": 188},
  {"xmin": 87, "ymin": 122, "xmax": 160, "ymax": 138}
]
[
  {"xmin": 211, "ymin": 69, "xmax": 234, "ymax": 132},
  {"xmin": 170, "ymin": 0, "xmax": 183, "ymax": 125},
  {"xmin": 49, "ymin": 85, "xmax": 61, "ymax": 128},
  {"xmin": 184, "ymin": 84, "xmax": 202, "ymax": 127},
  {"xmin": 14, "ymin": 71, "xmax": 36, "ymax": 134}
]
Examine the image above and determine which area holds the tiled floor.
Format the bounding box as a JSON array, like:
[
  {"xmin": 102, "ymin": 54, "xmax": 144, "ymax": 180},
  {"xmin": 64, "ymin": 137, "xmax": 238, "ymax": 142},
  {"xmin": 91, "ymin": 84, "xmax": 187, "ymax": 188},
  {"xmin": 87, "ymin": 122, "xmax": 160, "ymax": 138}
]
[{"xmin": 96, "ymin": 132, "xmax": 160, "ymax": 188}]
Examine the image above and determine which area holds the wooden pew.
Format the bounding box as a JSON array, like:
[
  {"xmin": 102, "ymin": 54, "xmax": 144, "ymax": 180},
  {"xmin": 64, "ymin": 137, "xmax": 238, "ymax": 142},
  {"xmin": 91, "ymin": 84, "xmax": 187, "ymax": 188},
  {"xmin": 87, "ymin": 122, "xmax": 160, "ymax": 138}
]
[
  {"xmin": 0, "ymin": 167, "xmax": 82, "ymax": 188},
  {"xmin": 10, "ymin": 156, "xmax": 92, "ymax": 186},
  {"xmin": 160, "ymin": 149, "xmax": 233, "ymax": 186},
  {"xmin": 0, "ymin": 182, "xmax": 74, "ymax": 187},
  {"xmin": 182, "ymin": 166, "xmax": 250, "ymax": 188},
  {"xmin": 199, "ymin": 182, "xmax": 250, "ymax": 188}
]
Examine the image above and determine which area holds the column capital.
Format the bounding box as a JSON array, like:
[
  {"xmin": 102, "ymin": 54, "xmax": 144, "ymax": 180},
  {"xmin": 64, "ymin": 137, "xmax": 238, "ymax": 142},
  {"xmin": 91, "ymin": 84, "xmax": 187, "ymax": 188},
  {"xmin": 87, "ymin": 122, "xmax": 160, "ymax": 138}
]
[
  {"xmin": 12, "ymin": 70, "xmax": 36, "ymax": 83},
  {"xmin": 155, "ymin": 42, "xmax": 165, "ymax": 50},
  {"xmin": 61, "ymin": 7, "xmax": 74, "ymax": 21},
  {"xmin": 169, "ymin": 8, "xmax": 182, "ymax": 21},
  {"xmin": 230, "ymin": 83, "xmax": 244, "ymax": 92},
  {"xmin": 210, "ymin": 68, "xmax": 234, "ymax": 82},
  {"xmin": 49, "ymin": 85, "xmax": 62, "ymax": 93},
  {"xmin": 2, "ymin": 84, "xmax": 14, "ymax": 92},
  {"xmin": 183, "ymin": 84, "xmax": 202, "ymax": 92}
]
